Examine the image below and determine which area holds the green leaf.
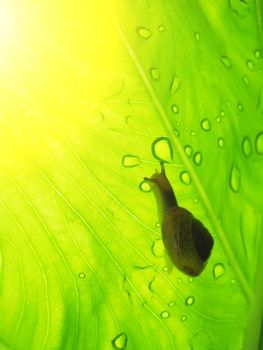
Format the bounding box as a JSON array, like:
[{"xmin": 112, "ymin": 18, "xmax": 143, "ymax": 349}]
[{"xmin": 0, "ymin": 1, "xmax": 263, "ymax": 350}]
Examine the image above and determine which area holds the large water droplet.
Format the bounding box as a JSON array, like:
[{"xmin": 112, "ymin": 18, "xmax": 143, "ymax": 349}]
[
  {"xmin": 242, "ymin": 136, "xmax": 252, "ymax": 157},
  {"xmin": 184, "ymin": 145, "xmax": 193, "ymax": 158},
  {"xmin": 247, "ymin": 60, "xmax": 255, "ymax": 71},
  {"xmin": 180, "ymin": 171, "xmax": 192, "ymax": 185},
  {"xmin": 122, "ymin": 155, "xmax": 140, "ymax": 167},
  {"xmin": 193, "ymin": 152, "xmax": 202, "ymax": 166},
  {"xmin": 171, "ymin": 104, "xmax": 179, "ymax": 114},
  {"xmin": 111, "ymin": 332, "xmax": 128, "ymax": 350},
  {"xmin": 150, "ymin": 67, "xmax": 160, "ymax": 81},
  {"xmin": 229, "ymin": 163, "xmax": 241, "ymax": 193},
  {"xmin": 152, "ymin": 137, "xmax": 173, "ymax": 162},
  {"xmin": 255, "ymin": 132, "xmax": 263, "ymax": 155},
  {"xmin": 220, "ymin": 56, "xmax": 232, "ymax": 69},
  {"xmin": 160, "ymin": 311, "xmax": 170, "ymax": 319},
  {"xmin": 254, "ymin": 49, "xmax": 261, "ymax": 59},
  {"xmin": 151, "ymin": 239, "xmax": 164, "ymax": 258},
  {"xmin": 185, "ymin": 296, "xmax": 195, "ymax": 306},
  {"xmin": 170, "ymin": 75, "xmax": 181, "ymax": 94},
  {"xmin": 194, "ymin": 32, "xmax": 200, "ymax": 42},
  {"xmin": 201, "ymin": 118, "xmax": 211, "ymax": 131},
  {"xmin": 139, "ymin": 181, "xmax": 151, "ymax": 192},
  {"xmin": 137, "ymin": 27, "xmax": 152, "ymax": 39},
  {"xmin": 213, "ymin": 263, "xmax": 225, "ymax": 279},
  {"xmin": 218, "ymin": 137, "xmax": 225, "ymax": 148}
]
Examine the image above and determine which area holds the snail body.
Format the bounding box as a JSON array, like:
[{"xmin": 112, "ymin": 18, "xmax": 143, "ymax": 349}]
[{"xmin": 144, "ymin": 162, "xmax": 213, "ymax": 276}]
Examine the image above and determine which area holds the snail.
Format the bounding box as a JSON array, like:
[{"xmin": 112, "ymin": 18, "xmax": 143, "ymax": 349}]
[{"xmin": 144, "ymin": 162, "xmax": 214, "ymax": 276}]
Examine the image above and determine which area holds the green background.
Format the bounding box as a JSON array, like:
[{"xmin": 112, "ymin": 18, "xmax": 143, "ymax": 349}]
[{"xmin": 0, "ymin": 1, "xmax": 263, "ymax": 349}]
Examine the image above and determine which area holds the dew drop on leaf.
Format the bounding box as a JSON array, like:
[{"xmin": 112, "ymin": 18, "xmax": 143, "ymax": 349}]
[
  {"xmin": 160, "ymin": 311, "xmax": 170, "ymax": 319},
  {"xmin": 177, "ymin": 278, "xmax": 182, "ymax": 284},
  {"xmin": 170, "ymin": 75, "xmax": 181, "ymax": 95},
  {"xmin": 174, "ymin": 128, "xmax": 180, "ymax": 137},
  {"xmin": 158, "ymin": 25, "xmax": 165, "ymax": 32},
  {"xmin": 180, "ymin": 171, "xmax": 192, "ymax": 185},
  {"xmin": 193, "ymin": 151, "xmax": 202, "ymax": 165},
  {"xmin": 220, "ymin": 55, "xmax": 232, "ymax": 69},
  {"xmin": 188, "ymin": 277, "xmax": 193, "ymax": 283},
  {"xmin": 243, "ymin": 75, "xmax": 249, "ymax": 85},
  {"xmin": 220, "ymin": 110, "xmax": 225, "ymax": 117},
  {"xmin": 78, "ymin": 272, "xmax": 86, "ymax": 279},
  {"xmin": 149, "ymin": 67, "xmax": 160, "ymax": 81},
  {"xmin": 241, "ymin": 136, "xmax": 252, "ymax": 157},
  {"xmin": 191, "ymin": 130, "xmax": 197, "ymax": 136},
  {"xmin": 111, "ymin": 332, "xmax": 128, "ymax": 350},
  {"xmin": 171, "ymin": 104, "xmax": 179, "ymax": 114},
  {"xmin": 184, "ymin": 145, "xmax": 193, "ymax": 158},
  {"xmin": 255, "ymin": 132, "xmax": 263, "ymax": 155},
  {"xmin": 151, "ymin": 239, "xmax": 164, "ymax": 258},
  {"xmin": 229, "ymin": 163, "xmax": 241, "ymax": 193},
  {"xmin": 122, "ymin": 155, "xmax": 140, "ymax": 167},
  {"xmin": 216, "ymin": 116, "xmax": 221, "ymax": 123},
  {"xmin": 193, "ymin": 198, "xmax": 198, "ymax": 204},
  {"xmin": 185, "ymin": 296, "xmax": 195, "ymax": 306},
  {"xmin": 254, "ymin": 49, "xmax": 261, "ymax": 59},
  {"xmin": 247, "ymin": 60, "xmax": 255, "ymax": 71},
  {"xmin": 200, "ymin": 118, "xmax": 211, "ymax": 131},
  {"xmin": 181, "ymin": 315, "xmax": 187, "ymax": 322},
  {"xmin": 218, "ymin": 137, "xmax": 225, "ymax": 148},
  {"xmin": 163, "ymin": 266, "xmax": 169, "ymax": 272},
  {"xmin": 237, "ymin": 103, "xmax": 243, "ymax": 111},
  {"xmin": 213, "ymin": 263, "xmax": 225, "ymax": 279},
  {"xmin": 152, "ymin": 137, "xmax": 173, "ymax": 162},
  {"xmin": 139, "ymin": 181, "xmax": 151, "ymax": 192},
  {"xmin": 194, "ymin": 32, "xmax": 200, "ymax": 42},
  {"xmin": 155, "ymin": 222, "xmax": 160, "ymax": 228},
  {"xmin": 137, "ymin": 26, "xmax": 152, "ymax": 39},
  {"xmin": 168, "ymin": 301, "xmax": 176, "ymax": 307}
]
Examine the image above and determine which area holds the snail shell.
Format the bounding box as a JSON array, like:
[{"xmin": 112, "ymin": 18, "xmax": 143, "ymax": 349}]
[{"xmin": 144, "ymin": 162, "xmax": 214, "ymax": 276}]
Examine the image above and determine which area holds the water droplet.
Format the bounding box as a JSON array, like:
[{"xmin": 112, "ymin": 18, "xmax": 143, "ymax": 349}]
[
  {"xmin": 155, "ymin": 222, "xmax": 160, "ymax": 228},
  {"xmin": 220, "ymin": 56, "xmax": 232, "ymax": 69},
  {"xmin": 149, "ymin": 67, "xmax": 160, "ymax": 81},
  {"xmin": 193, "ymin": 198, "xmax": 198, "ymax": 204},
  {"xmin": 229, "ymin": 163, "xmax": 241, "ymax": 193},
  {"xmin": 242, "ymin": 136, "xmax": 252, "ymax": 157},
  {"xmin": 163, "ymin": 266, "xmax": 169, "ymax": 272},
  {"xmin": 243, "ymin": 75, "xmax": 249, "ymax": 85},
  {"xmin": 254, "ymin": 49, "xmax": 261, "ymax": 59},
  {"xmin": 237, "ymin": 103, "xmax": 243, "ymax": 111},
  {"xmin": 152, "ymin": 137, "xmax": 173, "ymax": 162},
  {"xmin": 78, "ymin": 272, "xmax": 85, "ymax": 279},
  {"xmin": 177, "ymin": 278, "xmax": 182, "ymax": 284},
  {"xmin": 194, "ymin": 32, "xmax": 200, "ymax": 42},
  {"xmin": 171, "ymin": 104, "xmax": 179, "ymax": 114},
  {"xmin": 180, "ymin": 171, "xmax": 192, "ymax": 185},
  {"xmin": 181, "ymin": 315, "xmax": 187, "ymax": 322},
  {"xmin": 170, "ymin": 75, "xmax": 181, "ymax": 94},
  {"xmin": 137, "ymin": 27, "xmax": 152, "ymax": 39},
  {"xmin": 173, "ymin": 128, "xmax": 180, "ymax": 137},
  {"xmin": 200, "ymin": 118, "xmax": 211, "ymax": 131},
  {"xmin": 191, "ymin": 130, "xmax": 197, "ymax": 136},
  {"xmin": 247, "ymin": 60, "xmax": 255, "ymax": 71},
  {"xmin": 220, "ymin": 110, "xmax": 225, "ymax": 117},
  {"xmin": 151, "ymin": 239, "xmax": 164, "ymax": 258},
  {"xmin": 158, "ymin": 25, "xmax": 165, "ymax": 32},
  {"xmin": 139, "ymin": 181, "xmax": 151, "ymax": 192},
  {"xmin": 213, "ymin": 263, "xmax": 225, "ymax": 279},
  {"xmin": 111, "ymin": 332, "xmax": 128, "ymax": 350},
  {"xmin": 184, "ymin": 145, "xmax": 193, "ymax": 158},
  {"xmin": 218, "ymin": 137, "xmax": 225, "ymax": 148},
  {"xmin": 188, "ymin": 277, "xmax": 193, "ymax": 283},
  {"xmin": 176, "ymin": 121, "xmax": 180, "ymax": 127},
  {"xmin": 185, "ymin": 296, "xmax": 195, "ymax": 306},
  {"xmin": 230, "ymin": 278, "xmax": 237, "ymax": 284},
  {"xmin": 193, "ymin": 152, "xmax": 202, "ymax": 166},
  {"xmin": 255, "ymin": 132, "xmax": 263, "ymax": 155},
  {"xmin": 160, "ymin": 311, "xmax": 170, "ymax": 318},
  {"xmin": 168, "ymin": 301, "xmax": 176, "ymax": 307},
  {"xmin": 216, "ymin": 116, "xmax": 221, "ymax": 123},
  {"xmin": 122, "ymin": 155, "xmax": 140, "ymax": 168}
]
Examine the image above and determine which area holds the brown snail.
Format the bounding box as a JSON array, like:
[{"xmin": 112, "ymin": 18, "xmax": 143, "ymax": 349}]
[{"xmin": 144, "ymin": 162, "xmax": 214, "ymax": 276}]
